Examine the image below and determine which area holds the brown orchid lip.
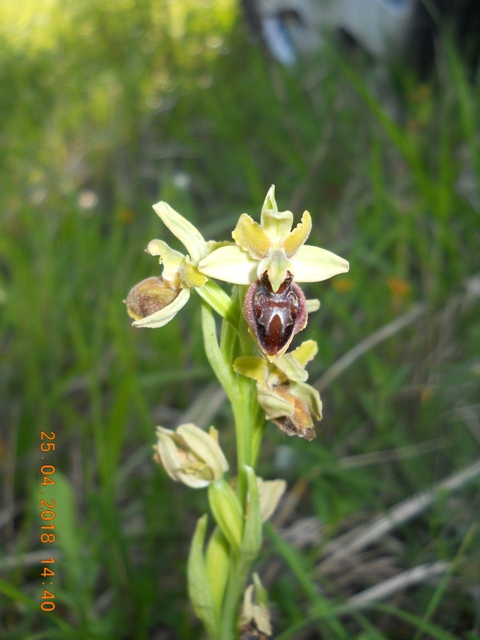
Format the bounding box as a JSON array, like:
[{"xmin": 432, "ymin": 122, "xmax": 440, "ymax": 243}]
[{"xmin": 243, "ymin": 271, "xmax": 308, "ymax": 357}]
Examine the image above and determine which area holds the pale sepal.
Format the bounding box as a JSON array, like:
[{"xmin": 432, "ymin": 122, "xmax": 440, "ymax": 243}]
[
  {"xmin": 292, "ymin": 244, "xmax": 349, "ymax": 282},
  {"xmin": 152, "ymin": 201, "xmax": 207, "ymax": 263},
  {"xmin": 292, "ymin": 381, "xmax": 323, "ymax": 421},
  {"xmin": 178, "ymin": 424, "xmax": 229, "ymax": 480},
  {"xmin": 262, "ymin": 184, "xmax": 277, "ymax": 212},
  {"xmin": 306, "ymin": 298, "xmax": 321, "ymax": 313},
  {"xmin": 257, "ymin": 478, "xmax": 287, "ymax": 522},
  {"xmin": 198, "ymin": 244, "xmax": 257, "ymax": 285}
]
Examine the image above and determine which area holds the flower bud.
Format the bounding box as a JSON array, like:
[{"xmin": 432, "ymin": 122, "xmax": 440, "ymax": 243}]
[
  {"xmin": 154, "ymin": 423, "xmax": 229, "ymax": 488},
  {"xmin": 125, "ymin": 276, "xmax": 179, "ymax": 321},
  {"xmin": 208, "ymin": 479, "xmax": 243, "ymax": 550},
  {"xmin": 243, "ymin": 272, "xmax": 308, "ymax": 359}
]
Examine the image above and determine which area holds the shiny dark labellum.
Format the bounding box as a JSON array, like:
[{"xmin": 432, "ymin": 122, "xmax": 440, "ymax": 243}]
[{"xmin": 244, "ymin": 272, "xmax": 307, "ymax": 357}]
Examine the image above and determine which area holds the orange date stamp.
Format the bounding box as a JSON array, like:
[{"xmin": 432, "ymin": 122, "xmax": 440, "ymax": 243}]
[{"xmin": 39, "ymin": 431, "xmax": 56, "ymax": 612}]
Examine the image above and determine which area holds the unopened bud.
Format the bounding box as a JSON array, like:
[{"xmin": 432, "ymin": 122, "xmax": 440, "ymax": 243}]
[
  {"xmin": 154, "ymin": 423, "xmax": 229, "ymax": 489},
  {"xmin": 125, "ymin": 276, "xmax": 179, "ymax": 320}
]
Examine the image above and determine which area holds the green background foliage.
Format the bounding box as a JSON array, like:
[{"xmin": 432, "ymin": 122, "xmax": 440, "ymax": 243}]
[{"xmin": 1, "ymin": 1, "xmax": 479, "ymax": 638}]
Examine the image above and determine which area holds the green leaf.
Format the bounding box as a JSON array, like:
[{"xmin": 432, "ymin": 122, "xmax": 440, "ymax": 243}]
[
  {"xmin": 201, "ymin": 302, "xmax": 236, "ymax": 401},
  {"xmin": 187, "ymin": 515, "xmax": 221, "ymax": 639}
]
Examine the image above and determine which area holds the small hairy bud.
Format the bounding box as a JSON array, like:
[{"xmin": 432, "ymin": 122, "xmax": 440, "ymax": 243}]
[{"xmin": 125, "ymin": 276, "xmax": 179, "ymax": 321}]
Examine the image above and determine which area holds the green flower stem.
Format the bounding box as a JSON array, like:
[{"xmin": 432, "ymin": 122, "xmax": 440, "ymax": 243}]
[
  {"xmin": 234, "ymin": 285, "xmax": 267, "ymax": 481},
  {"xmin": 196, "ymin": 279, "xmax": 240, "ymax": 330},
  {"xmin": 251, "ymin": 400, "xmax": 268, "ymax": 467},
  {"xmin": 201, "ymin": 298, "xmax": 264, "ymax": 505},
  {"xmin": 231, "ymin": 374, "xmax": 254, "ymax": 504},
  {"xmin": 220, "ymin": 465, "xmax": 262, "ymax": 639},
  {"xmin": 202, "ymin": 293, "xmax": 267, "ymax": 639},
  {"xmin": 220, "ymin": 554, "xmax": 254, "ymax": 639}
]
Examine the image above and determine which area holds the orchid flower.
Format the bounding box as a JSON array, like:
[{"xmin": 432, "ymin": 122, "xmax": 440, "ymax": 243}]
[
  {"xmin": 126, "ymin": 201, "xmax": 231, "ymax": 328},
  {"xmin": 198, "ymin": 185, "xmax": 349, "ymax": 293}
]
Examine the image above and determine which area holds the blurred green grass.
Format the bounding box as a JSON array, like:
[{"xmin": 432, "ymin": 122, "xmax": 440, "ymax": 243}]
[{"xmin": 1, "ymin": 1, "xmax": 480, "ymax": 638}]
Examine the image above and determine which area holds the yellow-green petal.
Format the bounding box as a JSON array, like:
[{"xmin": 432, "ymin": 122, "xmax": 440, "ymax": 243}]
[
  {"xmin": 234, "ymin": 356, "xmax": 268, "ymax": 383},
  {"xmin": 146, "ymin": 239, "xmax": 185, "ymax": 284},
  {"xmin": 282, "ymin": 210, "xmax": 312, "ymax": 257},
  {"xmin": 290, "ymin": 340, "xmax": 318, "ymax": 368},
  {"xmin": 273, "ymin": 352, "xmax": 309, "ymax": 383},
  {"xmin": 232, "ymin": 214, "xmax": 272, "ymax": 259}
]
